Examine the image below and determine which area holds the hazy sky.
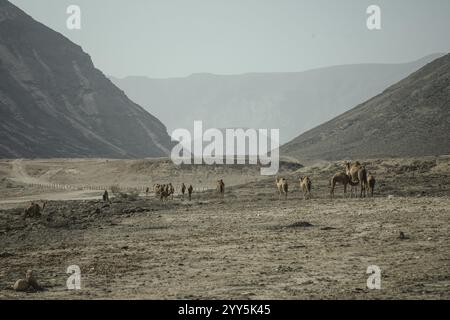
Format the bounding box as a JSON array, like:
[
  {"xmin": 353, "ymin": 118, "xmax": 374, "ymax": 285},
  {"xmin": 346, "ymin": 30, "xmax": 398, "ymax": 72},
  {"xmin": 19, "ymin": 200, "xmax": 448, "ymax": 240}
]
[{"xmin": 9, "ymin": 0, "xmax": 450, "ymax": 78}]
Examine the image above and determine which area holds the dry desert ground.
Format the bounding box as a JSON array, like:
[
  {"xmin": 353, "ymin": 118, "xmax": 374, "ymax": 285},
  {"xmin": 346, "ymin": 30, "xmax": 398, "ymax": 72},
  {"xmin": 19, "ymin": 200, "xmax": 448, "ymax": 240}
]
[{"xmin": 0, "ymin": 156, "xmax": 449, "ymax": 299}]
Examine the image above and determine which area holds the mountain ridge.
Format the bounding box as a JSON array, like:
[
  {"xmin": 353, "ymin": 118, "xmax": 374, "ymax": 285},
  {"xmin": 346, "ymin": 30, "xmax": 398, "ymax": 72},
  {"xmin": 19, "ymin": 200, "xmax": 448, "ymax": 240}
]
[
  {"xmin": 281, "ymin": 53, "xmax": 450, "ymax": 162},
  {"xmin": 110, "ymin": 53, "xmax": 444, "ymax": 144},
  {"xmin": 0, "ymin": 0, "xmax": 172, "ymax": 158}
]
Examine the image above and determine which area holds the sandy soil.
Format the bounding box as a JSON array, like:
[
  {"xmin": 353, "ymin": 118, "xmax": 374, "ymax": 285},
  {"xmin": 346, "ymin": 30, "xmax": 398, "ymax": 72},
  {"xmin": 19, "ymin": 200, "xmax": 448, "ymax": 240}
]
[{"xmin": 0, "ymin": 156, "xmax": 449, "ymax": 299}]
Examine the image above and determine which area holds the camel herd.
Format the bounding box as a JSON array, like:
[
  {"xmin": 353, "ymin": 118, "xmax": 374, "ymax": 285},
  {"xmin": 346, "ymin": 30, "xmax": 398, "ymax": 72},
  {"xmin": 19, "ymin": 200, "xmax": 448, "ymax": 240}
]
[
  {"xmin": 279, "ymin": 161, "xmax": 376, "ymax": 200},
  {"xmin": 151, "ymin": 180, "xmax": 225, "ymax": 202},
  {"xmin": 153, "ymin": 183, "xmax": 176, "ymax": 201},
  {"xmin": 147, "ymin": 161, "xmax": 375, "ymax": 203},
  {"xmin": 327, "ymin": 161, "xmax": 376, "ymax": 199},
  {"xmin": 148, "ymin": 161, "xmax": 376, "ymax": 202}
]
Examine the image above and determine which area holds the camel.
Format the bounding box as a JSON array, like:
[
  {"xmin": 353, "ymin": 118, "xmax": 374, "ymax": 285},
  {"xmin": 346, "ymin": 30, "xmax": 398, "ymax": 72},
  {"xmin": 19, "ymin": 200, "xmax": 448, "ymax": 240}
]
[
  {"xmin": 154, "ymin": 184, "xmax": 169, "ymax": 202},
  {"xmin": 188, "ymin": 185, "xmax": 193, "ymax": 201},
  {"xmin": 217, "ymin": 179, "xmax": 225, "ymax": 198},
  {"xmin": 345, "ymin": 161, "xmax": 368, "ymax": 198},
  {"xmin": 13, "ymin": 270, "xmax": 42, "ymax": 292},
  {"xmin": 357, "ymin": 166, "xmax": 368, "ymax": 198},
  {"xmin": 330, "ymin": 172, "xmax": 359, "ymax": 199},
  {"xmin": 168, "ymin": 183, "xmax": 175, "ymax": 200},
  {"xmin": 276, "ymin": 177, "xmax": 288, "ymax": 200},
  {"xmin": 299, "ymin": 176, "xmax": 312, "ymax": 200},
  {"xmin": 181, "ymin": 183, "xmax": 186, "ymax": 198},
  {"xmin": 102, "ymin": 190, "xmax": 110, "ymax": 203},
  {"xmin": 367, "ymin": 174, "xmax": 376, "ymax": 197},
  {"xmin": 154, "ymin": 184, "xmax": 161, "ymax": 196},
  {"xmin": 344, "ymin": 161, "xmax": 360, "ymax": 197},
  {"xmin": 23, "ymin": 202, "xmax": 45, "ymax": 218}
]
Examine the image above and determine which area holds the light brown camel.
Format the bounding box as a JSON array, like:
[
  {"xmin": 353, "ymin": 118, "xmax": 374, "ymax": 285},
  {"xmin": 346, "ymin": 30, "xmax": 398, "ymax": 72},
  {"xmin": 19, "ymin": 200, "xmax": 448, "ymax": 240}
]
[
  {"xmin": 217, "ymin": 179, "xmax": 225, "ymax": 198},
  {"xmin": 358, "ymin": 167, "xmax": 368, "ymax": 198},
  {"xmin": 168, "ymin": 183, "xmax": 175, "ymax": 200},
  {"xmin": 330, "ymin": 172, "xmax": 359, "ymax": 199},
  {"xmin": 299, "ymin": 176, "xmax": 312, "ymax": 199},
  {"xmin": 345, "ymin": 161, "xmax": 368, "ymax": 198},
  {"xmin": 367, "ymin": 174, "xmax": 376, "ymax": 197},
  {"xmin": 13, "ymin": 270, "xmax": 42, "ymax": 292},
  {"xmin": 276, "ymin": 177, "xmax": 288, "ymax": 200}
]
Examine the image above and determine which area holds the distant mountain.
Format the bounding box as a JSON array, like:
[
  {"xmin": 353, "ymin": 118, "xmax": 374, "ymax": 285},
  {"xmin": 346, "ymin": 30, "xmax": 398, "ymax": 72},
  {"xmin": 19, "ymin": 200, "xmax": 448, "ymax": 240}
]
[
  {"xmin": 0, "ymin": 0, "xmax": 172, "ymax": 158},
  {"xmin": 281, "ymin": 53, "xmax": 450, "ymax": 162},
  {"xmin": 110, "ymin": 54, "xmax": 444, "ymax": 144}
]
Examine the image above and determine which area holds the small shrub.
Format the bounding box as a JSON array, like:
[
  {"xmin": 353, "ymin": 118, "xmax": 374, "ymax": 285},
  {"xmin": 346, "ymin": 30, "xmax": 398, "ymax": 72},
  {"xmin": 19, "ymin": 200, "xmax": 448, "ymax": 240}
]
[{"xmin": 110, "ymin": 185, "xmax": 120, "ymax": 194}]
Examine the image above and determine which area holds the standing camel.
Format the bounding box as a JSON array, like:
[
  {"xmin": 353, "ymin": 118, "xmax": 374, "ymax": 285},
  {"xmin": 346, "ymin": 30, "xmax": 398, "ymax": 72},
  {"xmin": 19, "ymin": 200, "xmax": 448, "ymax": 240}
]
[
  {"xmin": 367, "ymin": 174, "xmax": 376, "ymax": 197},
  {"xmin": 330, "ymin": 172, "xmax": 359, "ymax": 199},
  {"xmin": 188, "ymin": 185, "xmax": 193, "ymax": 201},
  {"xmin": 357, "ymin": 167, "xmax": 368, "ymax": 198},
  {"xmin": 168, "ymin": 183, "xmax": 175, "ymax": 200},
  {"xmin": 181, "ymin": 183, "xmax": 186, "ymax": 198},
  {"xmin": 345, "ymin": 161, "xmax": 368, "ymax": 198},
  {"xmin": 276, "ymin": 177, "xmax": 288, "ymax": 200},
  {"xmin": 217, "ymin": 179, "xmax": 225, "ymax": 198},
  {"xmin": 299, "ymin": 176, "xmax": 312, "ymax": 200}
]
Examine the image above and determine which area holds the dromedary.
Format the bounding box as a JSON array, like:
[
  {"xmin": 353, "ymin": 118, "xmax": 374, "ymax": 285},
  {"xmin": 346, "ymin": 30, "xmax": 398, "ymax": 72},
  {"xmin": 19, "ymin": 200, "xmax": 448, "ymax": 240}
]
[
  {"xmin": 330, "ymin": 172, "xmax": 359, "ymax": 199},
  {"xmin": 299, "ymin": 176, "xmax": 312, "ymax": 200},
  {"xmin": 188, "ymin": 185, "xmax": 193, "ymax": 201},
  {"xmin": 181, "ymin": 183, "xmax": 186, "ymax": 198},
  {"xmin": 168, "ymin": 183, "xmax": 175, "ymax": 200},
  {"xmin": 13, "ymin": 270, "xmax": 42, "ymax": 292},
  {"xmin": 23, "ymin": 202, "xmax": 46, "ymax": 219},
  {"xmin": 276, "ymin": 177, "xmax": 288, "ymax": 200},
  {"xmin": 345, "ymin": 161, "xmax": 368, "ymax": 198},
  {"xmin": 367, "ymin": 174, "xmax": 376, "ymax": 197},
  {"xmin": 217, "ymin": 179, "xmax": 225, "ymax": 198}
]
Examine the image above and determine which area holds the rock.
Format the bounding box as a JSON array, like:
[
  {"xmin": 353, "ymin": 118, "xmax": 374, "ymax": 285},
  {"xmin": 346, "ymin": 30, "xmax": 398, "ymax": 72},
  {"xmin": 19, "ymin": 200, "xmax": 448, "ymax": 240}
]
[
  {"xmin": 399, "ymin": 231, "xmax": 409, "ymax": 240},
  {"xmin": 0, "ymin": 252, "xmax": 14, "ymax": 258},
  {"xmin": 287, "ymin": 221, "xmax": 314, "ymax": 228}
]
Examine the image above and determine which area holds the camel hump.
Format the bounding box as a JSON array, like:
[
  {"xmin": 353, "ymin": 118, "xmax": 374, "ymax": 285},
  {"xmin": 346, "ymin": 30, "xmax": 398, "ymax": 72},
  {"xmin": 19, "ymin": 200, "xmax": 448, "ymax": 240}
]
[{"xmin": 13, "ymin": 279, "xmax": 29, "ymax": 291}]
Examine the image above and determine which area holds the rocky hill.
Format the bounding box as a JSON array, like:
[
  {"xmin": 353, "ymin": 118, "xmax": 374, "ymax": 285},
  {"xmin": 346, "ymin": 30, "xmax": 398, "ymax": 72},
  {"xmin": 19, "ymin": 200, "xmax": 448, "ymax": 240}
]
[
  {"xmin": 111, "ymin": 54, "xmax": 443, "ymax": 144},
  {"xmin": 281, "ymin": 53, "xmax": 450, "ymax": 162},
  {"xmin": 0, "ymin": 0, "xmax": 172, "ymax": 158}
]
